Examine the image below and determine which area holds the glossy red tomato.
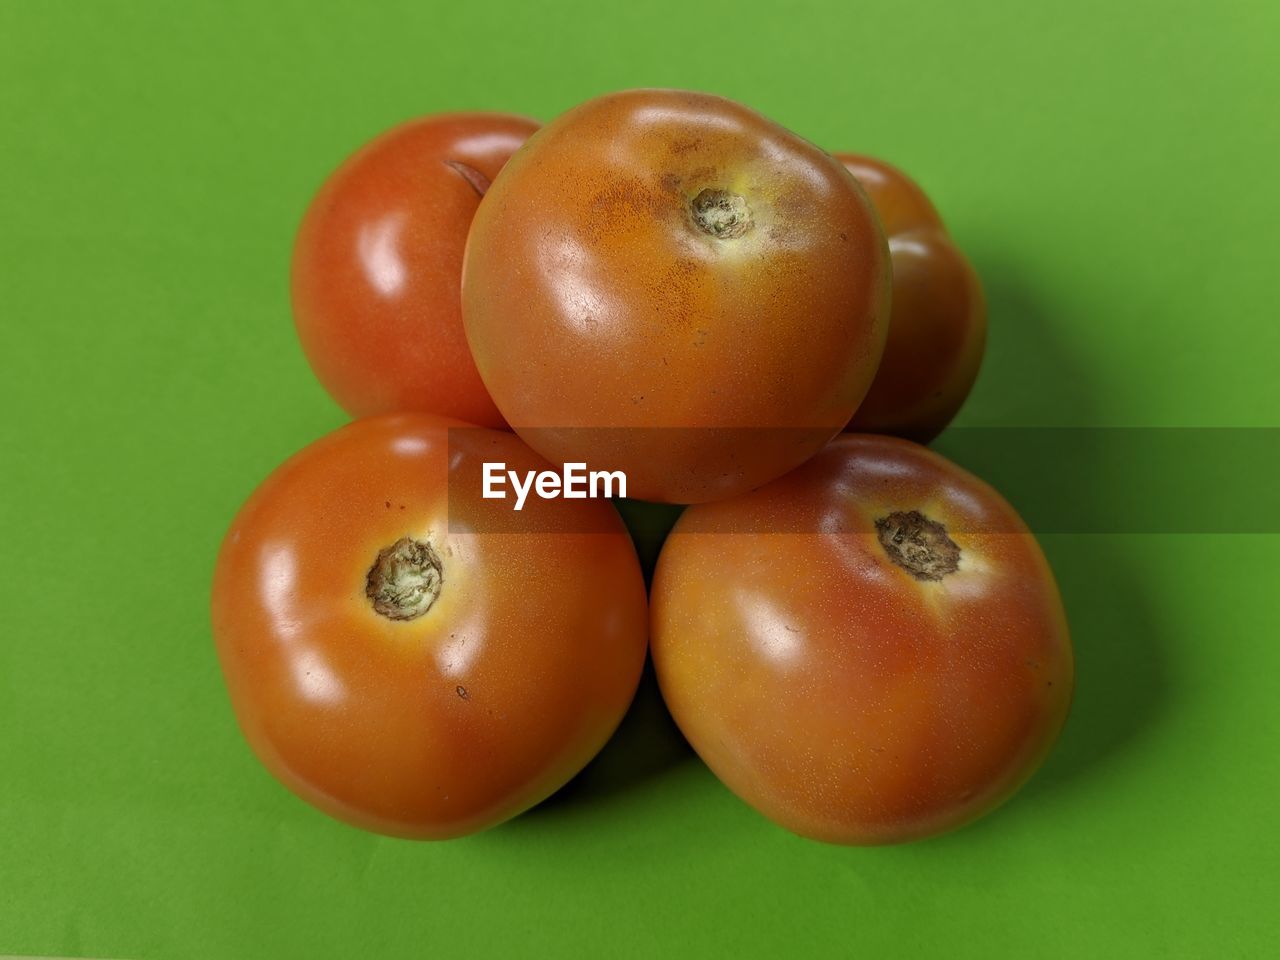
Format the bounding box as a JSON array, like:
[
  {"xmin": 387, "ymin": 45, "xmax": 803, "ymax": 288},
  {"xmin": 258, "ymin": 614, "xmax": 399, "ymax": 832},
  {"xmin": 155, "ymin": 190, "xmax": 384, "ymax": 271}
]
[
  {"xmin": 651, "ymin": 434, "xmax": 1072, "ymax": 844},
  {"xmin": 292, "ymin": 113, "xmax": 539, "ymax": 426},
  {"xmin": 837, "ymin": 154, "xmax": 986, "ymax": 442},
  {"xmin": 210, "ymin": 415, "xmax": 648, "ymax": 838},
  {"xmin": 462, "ymin": 89, "xmax": 891, "ymax": 503}
]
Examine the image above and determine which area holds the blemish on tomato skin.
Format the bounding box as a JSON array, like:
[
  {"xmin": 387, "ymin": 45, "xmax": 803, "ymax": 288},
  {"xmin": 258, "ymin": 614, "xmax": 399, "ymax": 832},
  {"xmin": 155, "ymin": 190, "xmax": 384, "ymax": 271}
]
[{"xmin": 456, "ymin": 685, "xmax": 470, "ymax": 700}]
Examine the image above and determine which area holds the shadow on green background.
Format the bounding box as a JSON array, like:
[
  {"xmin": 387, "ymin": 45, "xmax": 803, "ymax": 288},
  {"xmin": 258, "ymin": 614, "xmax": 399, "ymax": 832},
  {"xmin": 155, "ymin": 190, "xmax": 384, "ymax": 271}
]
[
  {"xmin": 957, "ymin": 250, "xmax": 1168, "ymax": 800},
  {"xmin": 533, "ymin": 660, "xmax": 695, "ymax": 816},
  {"xmin": 536, "ymin": 498, "xmax": 693, "ymax": 813}
]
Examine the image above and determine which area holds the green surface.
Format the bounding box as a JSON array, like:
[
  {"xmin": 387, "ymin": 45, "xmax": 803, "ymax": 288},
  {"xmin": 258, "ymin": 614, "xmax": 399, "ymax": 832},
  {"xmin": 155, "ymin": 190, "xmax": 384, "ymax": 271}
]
[{"xmin": 1, "ymin": 1, "xmax": 1277, "ymax": 957}]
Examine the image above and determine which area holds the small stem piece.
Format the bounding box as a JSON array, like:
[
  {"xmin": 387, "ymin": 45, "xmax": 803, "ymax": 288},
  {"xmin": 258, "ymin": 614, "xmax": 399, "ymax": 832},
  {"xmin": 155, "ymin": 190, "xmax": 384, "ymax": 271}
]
[
  {"xmin": 875, "ymin": 511, "xmax": 960, "ymax": 581},
  {"xmin": 366, "ymin": 537, "xmax": 444, "ymax": 620},
  {"xmin": 690, "ymin": 188, "xmax": 753, "ymax": 239},
  {"xmin": 444, "ymin": 160, "xmax": 492, "ymax": 198}
]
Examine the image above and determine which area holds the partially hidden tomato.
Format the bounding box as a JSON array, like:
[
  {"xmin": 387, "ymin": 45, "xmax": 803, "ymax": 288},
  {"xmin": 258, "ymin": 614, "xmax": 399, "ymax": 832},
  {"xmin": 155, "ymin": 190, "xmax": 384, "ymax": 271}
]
[
  {"xmin": 210, "ymin": 414, "xmax": 648, "ymax": 838},
  {"xmin": 462, "ymin": 89, "xmax": 891, "ymax": 504},
  {"xmin": 651, "ymin": 434, "xmax": 1072, "ymax": 844},
  {"xmin": 837, "ymin": 154, "xmax": 986, "ymax": 443},
  {"xmin": 292, "ymin": 113, "xmax": 539, "ymax": 426}
]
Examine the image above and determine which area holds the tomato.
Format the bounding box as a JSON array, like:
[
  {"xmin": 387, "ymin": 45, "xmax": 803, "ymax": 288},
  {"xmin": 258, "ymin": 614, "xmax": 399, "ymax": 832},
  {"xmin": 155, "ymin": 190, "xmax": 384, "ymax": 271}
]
[
  {"xmin": 837, "ymin": 154, "xmax": 944, "ymax": 236},
  {"xmin": 650, "ymin": 434, "xmax": 1072, "ymax": 844},
  {"xmin": 292, "ymin": 113, "xmax": 539, "ymax": 426},
  {"xmin": 462, "ymin": 89, "xmax": 891, "ymax": 504},
  {"xmin": 210, "ymin": 415, "xmax": 648, "ymax": 839},
  {"xmin": 837, "ymin": 154, "xmax": 986, "ymax": 442}
]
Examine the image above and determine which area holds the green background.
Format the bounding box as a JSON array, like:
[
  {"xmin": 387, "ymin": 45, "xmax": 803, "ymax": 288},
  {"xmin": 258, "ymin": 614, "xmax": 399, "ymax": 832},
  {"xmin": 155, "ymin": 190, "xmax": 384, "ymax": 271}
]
[{"xmin": 2, "ymin": 1, "xmax": 1277, "ymax": 957}]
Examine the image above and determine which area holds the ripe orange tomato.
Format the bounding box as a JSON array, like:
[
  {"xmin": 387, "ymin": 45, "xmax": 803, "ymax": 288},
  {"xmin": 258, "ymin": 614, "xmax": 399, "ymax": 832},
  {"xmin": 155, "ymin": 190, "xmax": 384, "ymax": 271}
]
[
  {"xmin": 651, "ymin": 434, "xmax": 1072, "ymax": 844},
  {"xmin": 837, "ymin": 154, "xmax": 986, "ymax": 442},
  {"xmin": 292, "ymin": 113, "xmax": 539, "ymax": 426},
  {"xmin": 210, "ymin": 415, "xmax": 648, "ymax": 838},
  {"xmin": 462, "ymin": 90, "xmax": 891, "ymax": 503}
]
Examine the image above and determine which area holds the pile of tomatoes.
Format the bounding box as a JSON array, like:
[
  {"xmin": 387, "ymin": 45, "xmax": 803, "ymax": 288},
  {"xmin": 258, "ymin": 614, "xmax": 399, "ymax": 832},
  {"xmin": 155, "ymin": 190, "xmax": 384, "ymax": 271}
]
[{"xmin": 211, "ymin": 90, "xmax": 1073, "ymax": 846}]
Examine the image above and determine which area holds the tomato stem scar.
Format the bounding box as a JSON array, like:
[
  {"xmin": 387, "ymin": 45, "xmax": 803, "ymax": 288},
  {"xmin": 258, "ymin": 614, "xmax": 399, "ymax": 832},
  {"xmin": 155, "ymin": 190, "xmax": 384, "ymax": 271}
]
[
  {"xmin": 444, "ymin": 160, "xmax": 492, "ymax": 198},
  {"xmin": 366, "ymin": 536, "xmax": 444, "ymax": 620},
  {"xmin": 875, "ymin": 510, "xmax": 960, "ymax": 581},
  {"xmin": 690, "ymin": 188, "xmax": 753, "ymax": 239}
]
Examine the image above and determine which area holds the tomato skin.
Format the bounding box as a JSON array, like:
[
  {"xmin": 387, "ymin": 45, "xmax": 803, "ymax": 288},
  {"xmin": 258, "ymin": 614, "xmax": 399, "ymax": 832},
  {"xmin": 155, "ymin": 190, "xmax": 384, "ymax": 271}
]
[
  {"xmin": 210, "ymin": 415, "xmax": 648, "ymax": 839},
  {"xmin": 650, "ymin": 434, "xmax": 1072, "ymax": 845},
  {"xmin": 291, "ymin": 113, "xmax": 539, "ymax": 426},
  {"xmin": 837, "ymin": 154, "xmax": 986, "ymax": 443},
  {"xmin": 838, "ymin": 154, "xmax": 944, "ymax": 236},
  {"xmin": 462, "ymin": 89, "xmax": 891, "ymax": 504}
]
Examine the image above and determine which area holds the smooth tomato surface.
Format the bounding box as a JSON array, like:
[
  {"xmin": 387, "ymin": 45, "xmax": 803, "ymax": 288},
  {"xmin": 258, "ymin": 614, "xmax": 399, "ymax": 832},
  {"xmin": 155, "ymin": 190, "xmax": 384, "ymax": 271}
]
[
  {"xmin": 837, "ymin": 154, "xmax": 986, "ymax": 442},
  {"xmin": 210, "ymin": 415, "xmax": 648, "ymax": 839},
  {"xmin": 292, "ymin": 113, "xmax": 538, "ymax": 426},
  {"xmin": 651, "ymin": 434, "xmax": 1072, "ymax": 844},
  {"xmin": 463, "ymin": 89, "xmax": 891, "ymax": 503}
]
